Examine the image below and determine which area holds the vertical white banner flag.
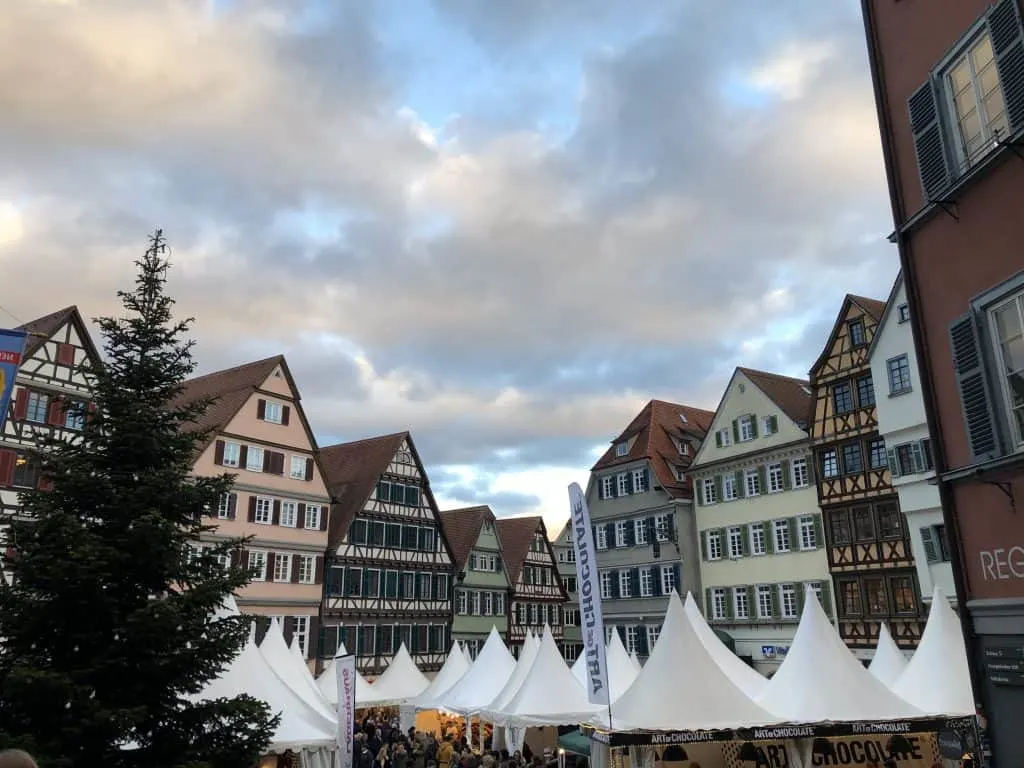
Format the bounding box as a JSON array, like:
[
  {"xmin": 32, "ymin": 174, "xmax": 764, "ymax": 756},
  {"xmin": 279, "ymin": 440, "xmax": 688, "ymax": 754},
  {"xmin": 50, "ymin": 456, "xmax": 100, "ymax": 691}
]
[
  {"xmin": 568, "ymin": 482, "xmax": 610, "ymax": 706},
  {"xmin": 336, "ymin": 655, "xmax": 357, "ymax": 768}
]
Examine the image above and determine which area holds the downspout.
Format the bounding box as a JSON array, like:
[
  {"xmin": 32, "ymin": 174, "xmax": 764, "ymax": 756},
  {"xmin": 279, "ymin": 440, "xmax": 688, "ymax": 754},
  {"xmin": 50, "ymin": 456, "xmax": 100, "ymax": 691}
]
[{"xmin": 859, "ymin": 0, "xmax": 983, "ymax": 706}]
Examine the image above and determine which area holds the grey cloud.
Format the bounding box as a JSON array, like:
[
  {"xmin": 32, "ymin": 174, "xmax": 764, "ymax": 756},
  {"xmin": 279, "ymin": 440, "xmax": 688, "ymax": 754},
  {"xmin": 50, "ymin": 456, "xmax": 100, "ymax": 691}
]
[{"xmin": 438, "ymin": 487, "xmax": 542, "ymax": 516}]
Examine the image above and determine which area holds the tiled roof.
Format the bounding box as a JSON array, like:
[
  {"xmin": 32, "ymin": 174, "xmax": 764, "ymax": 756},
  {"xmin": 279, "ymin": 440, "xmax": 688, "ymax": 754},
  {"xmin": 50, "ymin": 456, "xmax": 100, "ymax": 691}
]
[
  {"xmin": 738, "ymin": 367, "xmax": 813, "ymax": 429},
  {"xmin": 495, "ymin": 515, "xmax": 544, "ymax": 584},
  {"xmin": 16, "ymin": 305, "xmax": 88, "ymax": 359},
  {"xmin": 810, "ymin": 294, "xmax": 888, "ymax": 379},
  {"xmin": 850, "ymin": 294, "xmax": 887, "ymax": 321},
  {"xmin": 319, "ymin": 432, "xmax": 408, "ymax": 549},
  {"xmin": 440, "ymin": 505, "xmax": 492, "ymax": 572},
  {"xmin": 591, "ymin": 399, "xmax": 715, "ymax": 498}
]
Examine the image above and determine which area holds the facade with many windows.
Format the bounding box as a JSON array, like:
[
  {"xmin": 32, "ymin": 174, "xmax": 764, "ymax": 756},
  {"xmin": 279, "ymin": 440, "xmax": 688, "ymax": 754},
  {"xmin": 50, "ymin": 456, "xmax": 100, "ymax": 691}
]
[
  {"xmin": 319, "ymin": 432, "xmax": 456, "ymax": 676},
  {"xmin": 867, "ymin": 275, "xmax": 954, "ymax": 609},
  {"xmin": 691, "ymin": 367, "xmax": 834, "ymax": 673},
  {"xmin": 861, "ymin": 0, "xmax": 1024, "ymax": 760},
  {"xmin": 550, "ymin": 521, "xmax": 582, "ymax": 662},
  {"xmin": 589, "ymin": 399, "xmax": 714, "ymax": 659},
  {"xmin": 177, "ymin": 356, "xmax": 333, "ymax": 666},
  {"xmin": 440, "ymin": 505, "xmax": 511, "ymax": 658}
]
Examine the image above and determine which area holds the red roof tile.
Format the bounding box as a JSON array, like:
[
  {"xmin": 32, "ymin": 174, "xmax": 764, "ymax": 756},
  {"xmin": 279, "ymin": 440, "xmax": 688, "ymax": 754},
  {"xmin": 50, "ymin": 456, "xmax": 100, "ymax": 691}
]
[
  {"xmin": 440, "ymin": 506, "xmax": 493, "ymax": 572},
  {"xmin": 495, "ymin": 515, "xmax": 545, "ymax": 584},
  {"xmin": 738, "ymin": 368, "xmax": 813, "ymax": 429}
]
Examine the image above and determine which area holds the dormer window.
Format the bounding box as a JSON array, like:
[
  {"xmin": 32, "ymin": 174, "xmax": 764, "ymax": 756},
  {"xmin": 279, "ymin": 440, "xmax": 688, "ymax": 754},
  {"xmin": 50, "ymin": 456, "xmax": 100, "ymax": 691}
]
[
  {"xmin": 615, "ymin": 442, "xmax": 629, "ymax": 457},
  {"xmin": 679, "ymin": 413, "xmax": 688, "ymax": 424},
  {"xmin": 679, "ymin": 441, "xmax": 689, "ymax": 456}
]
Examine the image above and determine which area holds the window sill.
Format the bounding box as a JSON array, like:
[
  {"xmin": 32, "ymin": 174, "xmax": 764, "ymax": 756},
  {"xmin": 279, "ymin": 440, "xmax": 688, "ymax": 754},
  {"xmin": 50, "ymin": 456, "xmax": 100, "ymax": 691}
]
[{"xmin": 888, "ymin": 388, "xmax": 912, "ymax": 398}]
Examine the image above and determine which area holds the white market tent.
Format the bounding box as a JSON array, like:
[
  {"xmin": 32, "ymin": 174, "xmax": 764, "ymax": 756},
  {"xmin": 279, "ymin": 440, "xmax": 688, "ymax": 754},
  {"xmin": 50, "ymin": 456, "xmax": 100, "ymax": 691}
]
[
  {"xmin": 628, "ymin": 649, "xmax": 641, "ymax": 671},
  {"xmin": 410, "ymin": 642, "xmax": 472, "ymax": 708},
  {"xmin": 316, "ymin": 645, "xmax": 373, "ymax": 705},
  {"xmin": 756, "ymin": 586, "xmax": 924, "ymax": 722},
  {"xmin": 594, "ymin": 591, "xmax": 780, "ymax": 732},
  {"xmin": 260, "ymin": 619, "xmax": 337, "ymax": 724},
  {"xmin": 892, "ymin": 587, "xmax": 974, "ymax": 715},
  {"xmin": 682, "ymin": 592, "xmax": 768, "ymax": 699},
  {"xmin": 357, "ymin": 643, "xmax": 430, "ymax": 706},
  {"xmin": 427, "ymin": 627, "xmax": 516, "ymax": 714},
  {"xmin": 571, "ymin": 633, "xmax": 637, "ymax": 700},
  {"xmin": 868, "ymin": 623, "xmax": 909, "ymax": 686},
  {"xmin": 480, "ymin": 625, "xmax": 543, "ymax": 720},
  {"xmin": 462, "ymin": 643, "xmax": 474, "ymax": 665}
]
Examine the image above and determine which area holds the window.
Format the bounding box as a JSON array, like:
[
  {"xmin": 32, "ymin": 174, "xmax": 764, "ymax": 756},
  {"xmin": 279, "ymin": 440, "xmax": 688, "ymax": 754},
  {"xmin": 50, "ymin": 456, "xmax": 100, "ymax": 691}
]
[
  {"xmin": 839, "ymin": 580, "xmax": 861, "ymax": 616},
  {"xmin": 634, "ymin": 518, "xmax": 648, "ymax": 545},
  {"xmin": 757, "ymin": 585, "xmax": 773, "ymax": 618},
  {"xmin": 733, "ymin": 587, "xmax": 750, "ymax": 619},
  {"xmin": 822, "ymin": 449, "xmax": 839, "ymax": 478},
  {"xmin": 248, "ymin": 551, "xmax": 267, "ymax": 581},
  {"xmin": 702, "ymin": 477, "xmax": 718, "ymax": 504},
  {"xmin": 401, "ymin": 572, "xmax": 415, "ymax": 599},
  {"xmin": 596, "ymin": 526, "xmax": 608, "ymax": 549},
  {"xmin": 615, "ymin": 442, "xmax": 629, "ymax": 457},
  {"xmin": 706, "ymin": 529, "xmax": 723, "ymax": 560},
  {"xmin": 853, "ymin": 506, "xmax": 875, "ymax": 540},
  {"xmin": 848, "ymin": 319, "xmax": 866, "ymax": 347},
  {"xmin": 779, "ymin": 584, "xmax": 798, "ymax": 619},
  {"xmin": 898, "ymin": 304, "xmax": 910, "ymax": 323},
  {"xmin": 457, "ymin": 590, "xmax": 468, "ymax": 614},
  {"xmin": 297, "ymin": 555, "xmax": 315, "ymax": 583},
  {"xmin": 617, "ymin": 473, "xmax": 629, "ymax": 496},
  {"xmin": 290, "ymin": 456, "xmax": 307, "ymax": 480},
  {"xmin": 273, "ymin": 553, "xmax": 291, "ymax": 582},
  {"xmin": 655, "ymin": 514, "xmax": 670, "ymax": 542},
  {"xmin": 618, "ymin": 571, "xmax": 631, "ymax": 598},
  {"xmin": 625, "ymin": 626, "xmax": 639, "ymax": 653},
  {"xmin": 722, "ymin": 474, "xmax": 738, "ymax": 501},
  {"xmin": 762, "ymin": 415, "xmax": 778, "ymax": 436},
  {"xmin": 564, "ymin": 608, "xmax": 579, "ymax": 626},
  {"xmin": 832, "ymin": 382, "xmax": 854, "ymax": 414},
  {"xmin": 294, "ymin": 616, "xmax": 309, "ymax": 658},
  {"xmin": 483, "ymin": 592, "xmax": 493, "ymax": 616},
  {"xmin": 887, "ymin": 355, "xmax": 913, "ymax": 395},
  {"xmin": 25, "ymin": 391, "xmax": 49, "ymax": 423},
  {"xmin": 711, "ymin": 588, "xmax": 728, "ymax": 620},
  {"xmin": 263, "ymin": 401, "xmax": 283, "ymax": 424},
  {"xmin": 798, "ymin": 515, "xmax": 817, "ymax": 550},
  {"xmin": 748, "ymin": 523, "xmax": 766, "ymax": 556},
  {"xmin": 857, "ymin": 375, "xmax": 876, "ymax": 408},
  {"xmin": 717, "ymin": 428, "xmax": 732, "ymax": 447},
  {"xmin": 944, "ymin": 32, "xmax": 1009, "ymax": 169},
  {"xmin": 877, "ymin": 501, "xmax": 902, "ymax": 538},
  {"xmin": 632, "ymin": 468, "xmax": 648, "ymax": 492},
  {"xmin": 216, "ymin": 493, "xmax": 233, "ymax": 520},
  {"xmin": 727, "ymin": 526, "xmax": 744, "ymax": 559},
  {"xmin": 865, "ymin": 577, "xmax": 888, "ymax": 615},
  {"xmin": 893, "ymin": 440, "xmax": 934, "ymax": 476},
  {"xmin": 646, "ymin": 624, "xmax": 661, "ymax": 652},
  {"xmin": 246, "ymin": 446, "xmax": 264, "ymax": 472},
  {"xmin": 495, "ymin": 592, "xmax": 505, "ymax": 614},
  {"xmin": 738, "ymin": 415, "xmax": 755, "ymax": 442},
  {"xmin": 869, "ymin": 438, "xmax": 888, "ymax": 469},
  {"xmin": 615, "ymin": 520, "xmax": 628, "ymax": 547},
  {"xmin": 600, "ymin": 572, "xmax": 612, "ymax": 600},
  {"xmin": 661, "ymin": 564, "xmax": 677, "ymax": 594},
  {"xmin": 64, "ymin": 400, "xmax": 85, "ymax": 430},
  {"xmin": 842, "ymin": 442, "xmax": 864, "ymax": 474},
  {"xmin": 767, "ymin": 463, "xmax": 784, "ymax": 493},
  {"xmin": 471, "ymin": 592, "xmax": 481, "ymax": 615},
  {"xmin": 280, "ymin": 501, "xmax": 298, "ymax": 527},
  {"xmin": 222, "ymin": 442, "xmax": 240, "ymax": 468},
  {"xmin": 989, "ymin": 291, "xmax": 1024, "ymax": 447},
  {"xmin": 892, "ymin": 576, "xmax": 918, "ymax": 614},
  {"xmin": 304, "ymin": 505, "xmax": 322, "ymax": 530},
  {"xmin": 744, "ymin": 468, "xmax": 760, "ymax": 497},
  {"xmin": 773, "ymin": 520, "xmax": 791, "ymax": 553},
  {"xmin": 791, "ymin": 458, "xmax": 809, "ymax": 488},
  {"xmin": 639, "ymin": 568, "xmax": 653, "ymax": 597},
  {"xmin": 921, "ymin": 524, "xmax": 952, "ymax": 563},
  {"xmin": 254, "ymin": 497, "xmax": 273, "ymax": 525}
]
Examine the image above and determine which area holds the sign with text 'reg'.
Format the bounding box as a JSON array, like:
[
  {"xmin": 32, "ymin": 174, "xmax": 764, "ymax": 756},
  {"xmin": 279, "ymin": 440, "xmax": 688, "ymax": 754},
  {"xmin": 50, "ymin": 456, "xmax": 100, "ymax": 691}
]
[
  {"xmin": 336, "ymin": 654, "xmax": 357, "ymax": 768},
  {"xmin": 0, "ymin": 330, "xmax": 27, "ymax": 432},
  {"xmin": 568, "ymin": 482, "xmax": 610, "ymax": 706}
]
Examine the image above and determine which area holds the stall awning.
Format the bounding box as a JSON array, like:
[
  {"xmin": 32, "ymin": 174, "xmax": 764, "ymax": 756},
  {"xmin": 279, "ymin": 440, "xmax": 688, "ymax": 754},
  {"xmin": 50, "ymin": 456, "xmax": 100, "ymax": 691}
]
[{"xmin": 558, "ymin": 729, "xmax": 590, "ymax": 757}]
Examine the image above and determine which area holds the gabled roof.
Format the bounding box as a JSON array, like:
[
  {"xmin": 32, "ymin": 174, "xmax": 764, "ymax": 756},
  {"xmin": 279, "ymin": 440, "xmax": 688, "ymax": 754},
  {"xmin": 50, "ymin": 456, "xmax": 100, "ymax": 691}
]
[
  {"xmin": 809, "ymin": 294, "xmax": 888, "ymax": 380},
  {"xmin": 495, "ymin": 516, "xmax": 565, "ymax": 596},
  {"xmin": 591, "ymin": 399, "xmax": 715, "ymax": 498},
  {"xmin": 866, "ymin": 271, "xmax": 905, "ymax": 360},
  {"xmin": 16, "ymin": 305, "xmax": 103, "ymax": 369},
  {"xmin": 440, "ymin": 505, "xmax": 493, "ymax": 572},
  {"xmin": 175, "ymin": 355, "xmax": 282, "ymax": 436},
  {"xmin": 737, "ymin": 367, "xmax": 813, "ymax": 430}
]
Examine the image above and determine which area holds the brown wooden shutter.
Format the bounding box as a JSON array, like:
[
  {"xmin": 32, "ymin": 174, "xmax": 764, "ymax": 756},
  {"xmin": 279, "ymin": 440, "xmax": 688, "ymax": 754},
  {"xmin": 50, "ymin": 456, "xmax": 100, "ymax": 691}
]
[
  {"xmin": 271, "ymin": 452, "xmax": 285, "ymax": 475},
  {"xmin": 266, "ymin": 551, "xmax": 277, "ymax": 580},
  {"xmin": 230, "ymin": 548, "xmax": 241, "ymax": 568},
  {"xmin": 0, "ymin": 449, "xmax": 15, "ymax": 486},
  {"xmin": 56, "ymin": 343, "xmax": 75, "ymax": 367},
  {"xmin": 13, "ymin": 390, "xmax": 28, "ymax": 420},
  {"xmin": 284, "ymin": 617, "xmax": 296, "ymax": 644},
  {"xmin": 238, "ymin": 445, "xmax": 248, "ymax": 468},
  {"xmin": 304, "ymin": 457, "xmax": 314, "ymax": 481},
  {"xmin": 227, "ymin": 493, "xmax": 237, "ymax": 520},
  {"xmin": 46, "ymin": 396, "xmax": 63, "ymax": 426},
  {"xmin": 315, "ymin": 556, "xmax": 324, "ymax": 584},
  {"xmin": 320, "ymin": 507, "xmax": 328, "ymax": 531},
  {"xmin": 282, "ymin": 406, "xmax": 291, "ymax": 426},
  {"xmin": 272, "ymin": 500, "xmax": 281, "ymax": 525},
  {"xmin": 296, "ymin": 503, "xmax": 306, "ymax": 529},
  {"xmin": 214, "ymin": 440, "xmax": 226, "ymax": 466},
  {"xmin": 257, "ymin": 399, "xmax": 267, "ymax": 420},
  {"xmin": 262, "ymin": 451, "xmax": 272, "ymax": 473},
  {"xmin": 247, "ymin": 496, "xmax": 257, "ymax": 522},
  {"xmin": 308, "ymin": 617, "xmax": 320, "ymax": 660},
  {"xmin": 291, "ymin": 557, "xmax": 301, "ymax": 583}
]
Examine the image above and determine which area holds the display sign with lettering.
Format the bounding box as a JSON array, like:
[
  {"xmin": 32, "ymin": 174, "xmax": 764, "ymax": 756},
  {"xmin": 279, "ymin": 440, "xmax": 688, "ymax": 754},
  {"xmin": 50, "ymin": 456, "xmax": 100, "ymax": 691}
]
[{"xmin": 982, "ymin": 648, "xmax": 1024, "ymax": 686}]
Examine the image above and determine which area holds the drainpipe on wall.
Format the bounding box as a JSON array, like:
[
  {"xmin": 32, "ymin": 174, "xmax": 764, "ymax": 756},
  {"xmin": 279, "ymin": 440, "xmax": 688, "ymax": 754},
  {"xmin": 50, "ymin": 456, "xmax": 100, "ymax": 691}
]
[{"xmin": 859, "ymin": 0, "xmax": 983, "ymax": 708}]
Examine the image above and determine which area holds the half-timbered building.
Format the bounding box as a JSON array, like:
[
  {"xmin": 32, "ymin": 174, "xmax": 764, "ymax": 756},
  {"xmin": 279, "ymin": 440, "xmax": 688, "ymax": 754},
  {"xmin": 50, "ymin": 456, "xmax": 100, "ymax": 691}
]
[
  {"xmin": 0, "ymin": 307, "xmax": 102, "ymax": 579},
  {"xmin": 496, "ymin": 515, "xmax": 568, "ymax": 656},
  {"xmin": 175, "ymin": 355, "xmax": 332, "ymax": 664},
  {"xmin": 810, "ymin": 295, "xmax": 927, "ymax": 655},
  {"xmin": 319, "ymin": 432, "xmax": 456, "ymax": 676}
]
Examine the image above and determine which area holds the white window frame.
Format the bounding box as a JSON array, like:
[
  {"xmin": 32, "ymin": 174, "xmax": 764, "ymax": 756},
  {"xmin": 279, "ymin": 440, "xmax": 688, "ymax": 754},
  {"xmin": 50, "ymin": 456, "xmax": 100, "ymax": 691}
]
[
  {"xmin": 718, "ymin": 428, "xmax": 732, "ymax": 447},
  {"xmin": 744, "ymin": 467, "xmax": 760, "ymax": 497},
  {"xmin": 798, "ymin": 515, "xmax": 817, "ymax": 550},
  {"xmin": 457, "ymin": 590, "xmax": 468, "ymax": 615},
  {"xmin": 248, "ymin": 550, "xmax": 267, "ymax": 581},
  {"xmin": 722, "ymin": 474, "xmax": 738, "ymax": 501},
  {"xmin": 625, "ymin": 625, "xmax": 639, "ymax": 653},
  {"xmin": 646, "ymin": 624, "xmax": 660, "ymax": 652},
  {"xmin": 290, "ymin": 455, "xmax": 307, "ymax": 480},
  {"xmin": 618, "ymin": 570, "xmax": 631, "ymax": 598},
  {"xmin": 762, "ymin": 415, "xmax": 776, "ymax": 435},
  {"xmin": 264, "ymin": 401, "xmax": 284, "ymax": 424},
  {"xmin": 733, "ymin": 587, "xmax": 750, "ymax": 620},
  {"xmin": 702, "ymin": 477, "xmax": 717, "ymax": 504},
  {"xmin": 495, "ymin": 592, "xmax": 505, "ymax": 614},
  {"xmin": 273, "ymin": 553, "xmax": 292, "ymax": 582},
  {"xmin": 989, "ymin": 291, "xmax": 1024, "ymax": 448},
  {"xmin": 471, "ymin": 591, "xmax": 481, "ymax": 615},
  {"xmin": 616, "ymin": 473, "xmax": 629, "ymax": 496},
  {"xmin": 600, "ymin": 571, "xmax": 613, "ymax": 600},
  {"xmin": 660, "ymin": 565, "xmax": 676, "ymax": 594},
  {"xmin": 767, "ymin": 463, "xmax": 784, "ymax": 493},
  {"xmin": 780, "ymin": 583, "xmax": 798, "ymax": 619},
  {"xmin": 483, "ymin": 591, "xmax": 493, "ymax": 616},
  {"xmin": 727, "ymin": 526, "xmax": 743, "ymax": 559},
  {"xmin": 279, "ymin": 500, "xmax": 298, "ymax": 528},
  {"xmin": 297, "ymin": 555, "xmax": 315, "ymax": 584},
  {"xmin": 634, "ymin": 518, "xmax": 648, "ymax": 545},
  {"xmin": 757, "ymin": 585, "xmax": 773, "ymax": 619},
  {"xmin": 596, "ymin": 526, "xmax": 608, "ymax": 550},
  {"xmin": 942, "ymin": 30, "xmax": 1009, "ymax": 171},
  {"xmin": 773, "ymin": 519, "xmax": 791, "ymax": 553},
  {"xmin": 254, "ymin": 496, "xmax": 273, "ymax": 525},
  {"xmin": 615, "ymin": 442, "xmax": 629, "ymax": 457},
  {"xmin": 601, "ymin": 476, "xmax": 614, "ymax": 499},
  {"xmin": 294, "ymin": 616, "xmax": 309, "ymax": 658},
  {"xmin": 639, "ymin": 568, "xmax": 653, "ymax": 597},
  {"xmin": 222, "ymin": 442, "xmax": 241, "ymax": 468},
  {"xmin": 738, "ymin": 415, "xmax": 755, "ymax": 442},
  {"xmin": 631, "ymin": 468, "xmax": 647, "ymax": 492},
  {"xmin": 711, "ymin": 588, "xmax": 728, "ymax": 620},
  {"xmin": 654, "ymin": 514, "xmax": 670, "ymax": 542},
  {"xmin": 246, "ymin": 446, "xmax": 264, "ymax": 472},
  {"xmin": 216, "ymin": 493, "xmax": 232, "ymax": 520},
  {"xmin": 706, "ymin": 529, "xmax": 722, "ymax": 560},
  {"xmin": 304, "ymin": 504, "xmax": 322, "ymax": 530},
  {"xmin": 792, "ymin": 458, "xmax": 809, "ymax": 488},
  {"xmin": 615, "ymin": 520, "xmax": 628, "ymax": 547},
  {"xmin": 748, "ymin": 523, "xmax": 766, "ymax": 556}
]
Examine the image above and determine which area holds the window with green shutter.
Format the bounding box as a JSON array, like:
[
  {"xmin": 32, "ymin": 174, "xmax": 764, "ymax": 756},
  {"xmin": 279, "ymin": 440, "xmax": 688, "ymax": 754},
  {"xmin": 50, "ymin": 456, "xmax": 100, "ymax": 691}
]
[
  {"xmin": 781, "ymin": 459, "xmax": 792, "ymax": 490},
  {"xmin": 749, "ymin": 414, "xmax": 759, "ymax": 438},
  {"xmin": 813, "ymin": 514, "xmax": 824, "ymax": 549}
]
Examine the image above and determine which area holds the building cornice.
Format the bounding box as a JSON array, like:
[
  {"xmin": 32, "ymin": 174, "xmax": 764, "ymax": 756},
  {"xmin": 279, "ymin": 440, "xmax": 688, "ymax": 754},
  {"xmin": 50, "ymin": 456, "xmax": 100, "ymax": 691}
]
[{"xmin": 689, "ymin": 439, "xmax": 810, "ymax": 476}]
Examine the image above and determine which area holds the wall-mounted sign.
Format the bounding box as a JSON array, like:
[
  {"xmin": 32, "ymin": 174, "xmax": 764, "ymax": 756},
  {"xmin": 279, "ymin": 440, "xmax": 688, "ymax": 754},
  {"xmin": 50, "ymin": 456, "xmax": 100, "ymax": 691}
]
[
  {"xmin": 983, "ymin": 646, "xmax": 1024, "ymax": 686},
  {"xmin": 761, "ymin": 645, "xmax": 790, "ymax": 659}
]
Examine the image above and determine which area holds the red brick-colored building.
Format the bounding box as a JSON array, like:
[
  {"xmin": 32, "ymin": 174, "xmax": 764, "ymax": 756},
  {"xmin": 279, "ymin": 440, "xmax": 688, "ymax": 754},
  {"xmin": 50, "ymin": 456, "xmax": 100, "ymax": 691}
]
[{"xmin": 861, "ymin": 0, "xmax": 1024, "ymax": 762}]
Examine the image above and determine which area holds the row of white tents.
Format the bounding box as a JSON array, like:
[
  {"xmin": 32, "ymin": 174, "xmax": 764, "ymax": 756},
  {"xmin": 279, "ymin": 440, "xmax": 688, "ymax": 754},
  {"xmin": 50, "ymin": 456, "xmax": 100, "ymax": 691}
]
[{"xmin": 197, "ymin": 584, "xmax": 974, "ymax": 762}]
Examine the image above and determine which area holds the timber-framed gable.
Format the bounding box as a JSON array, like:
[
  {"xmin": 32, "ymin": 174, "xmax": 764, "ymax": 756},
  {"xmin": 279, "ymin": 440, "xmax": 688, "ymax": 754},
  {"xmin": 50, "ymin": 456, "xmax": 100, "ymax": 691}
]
[
  {"xmin": 809, "ymin": 295, "xmax": 926, "ymax": 651},
  {"xmin": 497, "ymin": 516, "xmax": 568, "ymax": 652}
]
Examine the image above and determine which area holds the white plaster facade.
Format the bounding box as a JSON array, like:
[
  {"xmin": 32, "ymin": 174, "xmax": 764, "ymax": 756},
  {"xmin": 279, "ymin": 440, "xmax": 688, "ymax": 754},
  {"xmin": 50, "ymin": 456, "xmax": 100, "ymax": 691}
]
[{"xmin": 868, "ymin": 275, "xmax": 954, "ymax": 606}]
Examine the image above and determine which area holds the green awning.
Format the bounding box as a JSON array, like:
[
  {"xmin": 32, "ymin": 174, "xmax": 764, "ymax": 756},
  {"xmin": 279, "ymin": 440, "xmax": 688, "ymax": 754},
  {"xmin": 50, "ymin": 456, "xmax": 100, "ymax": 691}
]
[{"xmin": 558, "ymin": 729, "xmax": 591, "ymax": 757}]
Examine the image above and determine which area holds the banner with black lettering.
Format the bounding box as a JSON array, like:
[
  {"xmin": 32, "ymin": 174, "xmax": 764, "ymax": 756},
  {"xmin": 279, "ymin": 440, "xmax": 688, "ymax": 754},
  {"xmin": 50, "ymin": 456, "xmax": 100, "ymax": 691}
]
[
  {"xmin": 568, "ymin": 482, "xmax": 610, "ymax": 706},
  {"xmin": 336, "ymin": 654, "xmax": 357, "ymax": 768}
]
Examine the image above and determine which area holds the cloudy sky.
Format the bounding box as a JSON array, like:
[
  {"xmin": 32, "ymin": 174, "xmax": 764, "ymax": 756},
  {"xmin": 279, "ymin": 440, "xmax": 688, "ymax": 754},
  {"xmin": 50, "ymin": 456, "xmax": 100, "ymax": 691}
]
[{"xmin": 0, "ymin": 0, "xmax": 898, "ymax": 532}]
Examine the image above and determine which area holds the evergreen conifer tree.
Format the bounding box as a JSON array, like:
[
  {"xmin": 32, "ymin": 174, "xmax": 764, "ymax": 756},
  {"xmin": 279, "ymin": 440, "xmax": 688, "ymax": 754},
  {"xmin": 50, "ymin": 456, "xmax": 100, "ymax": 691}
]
[{"xmin": 0, "ymin": 231, "xmax": 278, "ymax": 768}]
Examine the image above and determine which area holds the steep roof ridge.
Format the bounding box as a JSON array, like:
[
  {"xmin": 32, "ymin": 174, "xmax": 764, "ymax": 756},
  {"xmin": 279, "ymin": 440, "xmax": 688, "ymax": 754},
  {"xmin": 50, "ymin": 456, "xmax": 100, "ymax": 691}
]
[
  {"xmin": 177, "ymin": 355, "xmax": 284, "ymax": 400},
  {"xmin": 849, "ymin": 294, "xmax": 887, "ymax": 321},
  {"xmin": 439, "ymin": 506, "xmax": 490, "ymax": 572},
  {"xmin": 495, "ymin": 515, "xmax": 543, "ymax": 584}
]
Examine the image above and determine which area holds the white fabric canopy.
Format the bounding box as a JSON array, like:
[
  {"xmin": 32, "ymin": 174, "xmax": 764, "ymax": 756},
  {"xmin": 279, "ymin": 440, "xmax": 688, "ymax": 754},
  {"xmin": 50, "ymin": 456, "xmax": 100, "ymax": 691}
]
[
  {"xmin": 316, "ymin": 645, "xmax": 373, "ymax": 705},
  {"xmin": 409, "ymin": 642, "xmax": 471, "ymax": 709},
  {"xmin": 756, "ymin": 587, "xmax": 924, "ymax": 722},
  {"xmin": 260, "ymin": 619, "xmax": 337, "ymax": 723},
  {"xmin": 683, "ymin": 592, "xmax": 768, "ymax": 699},
  {"xmin": 868, "ymin": 623, "xmax": 909, "ymax": 686},
  {"xmin": 892, "ymin": 588, "xmax": 974, "ymax": 715},
  {"xmin": 480, "ymin": 625, "xmax": 542, "ymax": 720},
  {"xmin": 595, "ymin": 590, "xmax": 779, "ymax": 731},
  {"xmin": 357, "ymin": 643, "xmax": 430, "ymax": 706},
  {"xmin": 428, "ymin": 626, "xmax": 516, "ymax": 714},
  {"xmin": 628, "ymin": 650, "xmax": 641, "ymax": 671},
  {"xmin": 571, "ymin": 634, "xmax": 637, "ymax": 701}
]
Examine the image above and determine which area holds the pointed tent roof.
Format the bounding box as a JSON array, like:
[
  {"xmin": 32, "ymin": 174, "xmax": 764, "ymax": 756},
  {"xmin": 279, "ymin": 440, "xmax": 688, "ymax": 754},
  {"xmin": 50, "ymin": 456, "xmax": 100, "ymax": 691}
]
[
  {"xmin": 410, "ymin": 642, "xmax": 471, "ymax": 708},
  {"xmin": 628, "ymin": 650, "xmax": 642, "ymax": 672},
  {"xmin": 571, "ymin": 637, "xmax": 637, "ymax": 701},
  {"xmin": 683, "ymin": 593, "xmax": 768, "ymax": 698},
  {"xmin": 357, "ymin": 643, "xmax": 430, "ymax": 706},
  {"xmin": 480, "ymin": 625, "xmax": 543, "ymax": 720},
  {"xmin": 440, "ymin": 505, "xmax": 493, "ymax": 571},
  {"xmin": 591, "ymin": 399, "xmax": 715, "ymax": 499},
  {"xmin": 259, "ymin": 618, "xmax": 336, "ymax": 723},
  {"xmin": 16, "ymin": 305, "xmax": 102, "ymax": 364},
  {"xmin": 316, "ymin": 647, "xmax": 372, "ymax": 705},
  {"xmin": 427, "ymin": 627, "xmax": 516, "ymax": 714},
  {"xmin": 810, "ymin": 294, "xmax": 887, "ymax": 379},
  {"xmin": 892, "ymin": 588, "xmax": 974, "ymax": 715},
  {"xmin": 737, "ymin": 367, "xmax": 813, "ymax": 430},
  {"xmin": 597, "ymin": 591, "xmax": 778, "ymax": 731},
  {"xmin": 868, "ymin": 623, "xmax": 909, "ymax": 686},
  {"xmin": 756, "ymin": 587, "xmax": 923, "ymax": 721}
]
